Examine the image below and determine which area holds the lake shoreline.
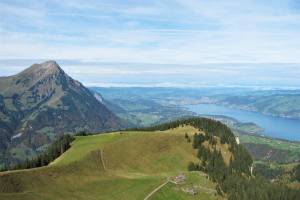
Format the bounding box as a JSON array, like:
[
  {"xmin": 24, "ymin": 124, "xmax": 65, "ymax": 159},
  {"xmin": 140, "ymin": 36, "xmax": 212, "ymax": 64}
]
[
  {"xmin": 185, "ymin": 102, "xmax": 300, "ymax": 121},
  {"xmin": 185, "ymin": 104, "xmax": 300, "ymax": 142}
]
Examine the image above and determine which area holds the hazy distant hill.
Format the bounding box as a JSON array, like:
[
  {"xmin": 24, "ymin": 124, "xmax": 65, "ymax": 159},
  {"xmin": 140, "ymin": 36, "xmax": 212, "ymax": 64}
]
[
  {"xmin": 0, "ymin": 61, "xmax": 123, "ymax": 166},
  {"xmin": 216, "ymin": 94, "xmax": 300, "ymax": 119}
]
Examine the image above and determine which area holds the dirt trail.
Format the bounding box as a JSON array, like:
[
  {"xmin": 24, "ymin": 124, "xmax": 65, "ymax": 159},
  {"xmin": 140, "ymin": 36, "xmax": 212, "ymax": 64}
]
[
  {"xmin": 100, "ymin": 149, "xmax": 106, "ymax": 170},
  {"xmin": 144, "ymin": 181, "xmax": 169, "ymax": 200}
]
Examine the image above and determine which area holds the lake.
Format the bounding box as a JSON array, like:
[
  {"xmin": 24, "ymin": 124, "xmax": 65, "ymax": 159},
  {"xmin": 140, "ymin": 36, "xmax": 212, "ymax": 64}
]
[{"xmin": 186, "ymin": 104, "xmax": 300, "ymax": 141}]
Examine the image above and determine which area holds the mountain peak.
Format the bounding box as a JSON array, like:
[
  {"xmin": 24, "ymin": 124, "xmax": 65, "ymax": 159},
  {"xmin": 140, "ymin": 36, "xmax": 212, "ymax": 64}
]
[
  {"xmin": 38, "ymin": 60, "xmax": 63, "ymax": 74},
  {"xmin": 19, "ymin": 60, "xmax": 64, "ymax": 77},
  {"xmin": 41, "ymin": 60, "xmax": 60, "ymax": 68}
]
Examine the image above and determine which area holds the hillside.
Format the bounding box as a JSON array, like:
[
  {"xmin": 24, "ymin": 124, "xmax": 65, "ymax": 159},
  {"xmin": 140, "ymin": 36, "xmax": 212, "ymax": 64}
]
[
  {"xmin": 0, "ymin": 125, "xmax": 223, "ymax": 200},
  {"xmin": 0, "ymin": 61, "xmax": 123, "ymax": 167},
  {"xmin": 1, "ymin": 118, "xmax": 299, "ymax": 199}
]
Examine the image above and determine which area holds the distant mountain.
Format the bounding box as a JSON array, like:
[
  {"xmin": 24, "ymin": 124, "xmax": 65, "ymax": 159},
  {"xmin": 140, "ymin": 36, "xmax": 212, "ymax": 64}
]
[
  {"xmin": 216, "ymin": 94, "xmax": 300, "ymax": 119},
  {"xmin": 0, "ymin": 60, "xmax": 123, "ymax": 166}
]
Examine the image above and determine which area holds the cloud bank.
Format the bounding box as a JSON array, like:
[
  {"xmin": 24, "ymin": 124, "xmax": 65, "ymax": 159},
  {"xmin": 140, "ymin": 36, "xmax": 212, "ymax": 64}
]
[{"xmin": 1, "ymin": 0, "xmax": 300, "ymax": 63}]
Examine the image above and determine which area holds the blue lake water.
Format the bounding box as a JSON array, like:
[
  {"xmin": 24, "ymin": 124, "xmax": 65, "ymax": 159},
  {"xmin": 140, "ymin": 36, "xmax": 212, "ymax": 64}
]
[{"xmin": 186, "ymin": 104, "xmax": 300, "ymax": 142}]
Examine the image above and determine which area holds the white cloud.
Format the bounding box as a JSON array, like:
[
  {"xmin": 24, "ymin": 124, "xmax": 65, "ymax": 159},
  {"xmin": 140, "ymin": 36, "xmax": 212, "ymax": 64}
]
[{"xmin": 1, "ymin": 0, "xmax": 300, "ymax": 64}]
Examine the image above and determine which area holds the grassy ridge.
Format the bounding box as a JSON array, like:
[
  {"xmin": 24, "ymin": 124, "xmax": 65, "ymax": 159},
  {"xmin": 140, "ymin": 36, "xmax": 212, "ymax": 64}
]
[{"xmin": 0, "ymin": 126, "xmax": 221, "ymax": 200}]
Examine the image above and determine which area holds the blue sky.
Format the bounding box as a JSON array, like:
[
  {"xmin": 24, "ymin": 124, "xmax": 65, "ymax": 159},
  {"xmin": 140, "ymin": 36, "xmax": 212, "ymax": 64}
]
[{"xmin": 0, "ymin": 0, "xmax": 300, "ymax": 87}]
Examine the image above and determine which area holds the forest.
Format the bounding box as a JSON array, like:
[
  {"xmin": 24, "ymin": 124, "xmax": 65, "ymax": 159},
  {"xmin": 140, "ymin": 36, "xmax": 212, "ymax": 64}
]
[{"xmin": 0, "ymin": 135, "xmax": 74, "ymax": 171}]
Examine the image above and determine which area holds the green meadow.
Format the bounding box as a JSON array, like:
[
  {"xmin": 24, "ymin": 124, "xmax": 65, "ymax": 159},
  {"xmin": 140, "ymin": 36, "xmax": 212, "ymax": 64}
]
[{"xmin": 0, "ymin": 126, "xmax": 222, "ymax": 200}]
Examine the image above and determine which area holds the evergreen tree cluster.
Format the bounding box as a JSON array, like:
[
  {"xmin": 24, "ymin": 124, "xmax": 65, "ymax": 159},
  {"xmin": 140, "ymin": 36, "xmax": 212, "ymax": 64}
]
[
  {"xmin": 295, "ymin": 163, "xmax": 300, "ymax": 182},
  {"xmin": 1, "ymin": 135, "xmax": 74, "ymax": 171},
  {"xmin": 220, "ymin": 174, "xmax": 300, "ymax": 200},
  {"xmin": 184, "ymin": 133, "xmax": 191, "ymax": 143},
  {"xmin": 75, "ymin": 131, "xmax": 88, "ymax": 136},
  {"xmin": 253, "ymin": 162, "xmax": 284, "ymax": 180},
  {"xmin": 131, "ymin": 117, "xmax": 236, "ymax": 144},
  {"xmin": 188, "ymin": 123, "xmax": 300, "ymax": 199}
]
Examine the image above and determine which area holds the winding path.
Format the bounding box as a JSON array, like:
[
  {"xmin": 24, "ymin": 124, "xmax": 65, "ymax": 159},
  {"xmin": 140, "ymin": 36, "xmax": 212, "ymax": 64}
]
[
  {"xmin": 100, "ymin": 149, "xmax": 106, "ymax": 170},
  {"xmin": 144, "ymin": 180, "xmax": 169, "ymax": 200}
]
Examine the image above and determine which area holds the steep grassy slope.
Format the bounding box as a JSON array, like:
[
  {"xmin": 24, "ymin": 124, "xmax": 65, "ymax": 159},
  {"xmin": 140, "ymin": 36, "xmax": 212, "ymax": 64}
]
[{"xmin": 0, "ymin": 126, "xmax": 222, "ymax": 200}]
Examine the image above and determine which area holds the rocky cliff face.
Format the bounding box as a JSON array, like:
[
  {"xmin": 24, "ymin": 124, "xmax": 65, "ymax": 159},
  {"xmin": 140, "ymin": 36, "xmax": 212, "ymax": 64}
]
[{"xmin": 0, "ymin": 61, "xmax": 123, "ymax": 166}]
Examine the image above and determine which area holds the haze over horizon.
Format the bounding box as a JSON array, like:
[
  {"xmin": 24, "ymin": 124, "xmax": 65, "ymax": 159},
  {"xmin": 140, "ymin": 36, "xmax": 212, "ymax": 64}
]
[
  {"xmin": 1, "ymin": 0, "xmax": 300, "ymax": 87},
  {"xmin": 0, "ymin": 59, "xmax": 299, "ymax": 89}
]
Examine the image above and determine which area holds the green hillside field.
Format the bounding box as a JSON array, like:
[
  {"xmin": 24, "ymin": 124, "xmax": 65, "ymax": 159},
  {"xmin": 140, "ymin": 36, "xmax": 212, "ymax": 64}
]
[{"xmin": 0, "ymin": 126, "xmax": 223, "ymax": 200}]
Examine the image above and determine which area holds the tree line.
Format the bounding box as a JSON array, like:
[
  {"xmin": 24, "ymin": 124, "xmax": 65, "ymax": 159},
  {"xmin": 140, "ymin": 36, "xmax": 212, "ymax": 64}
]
[
  {"xmin": 0, "ymin": 134, "xmax": 74, "ymax": 171},
  {"xmin": 130, "ymin": 117, "xmax": 236, "ymax": 144}
]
